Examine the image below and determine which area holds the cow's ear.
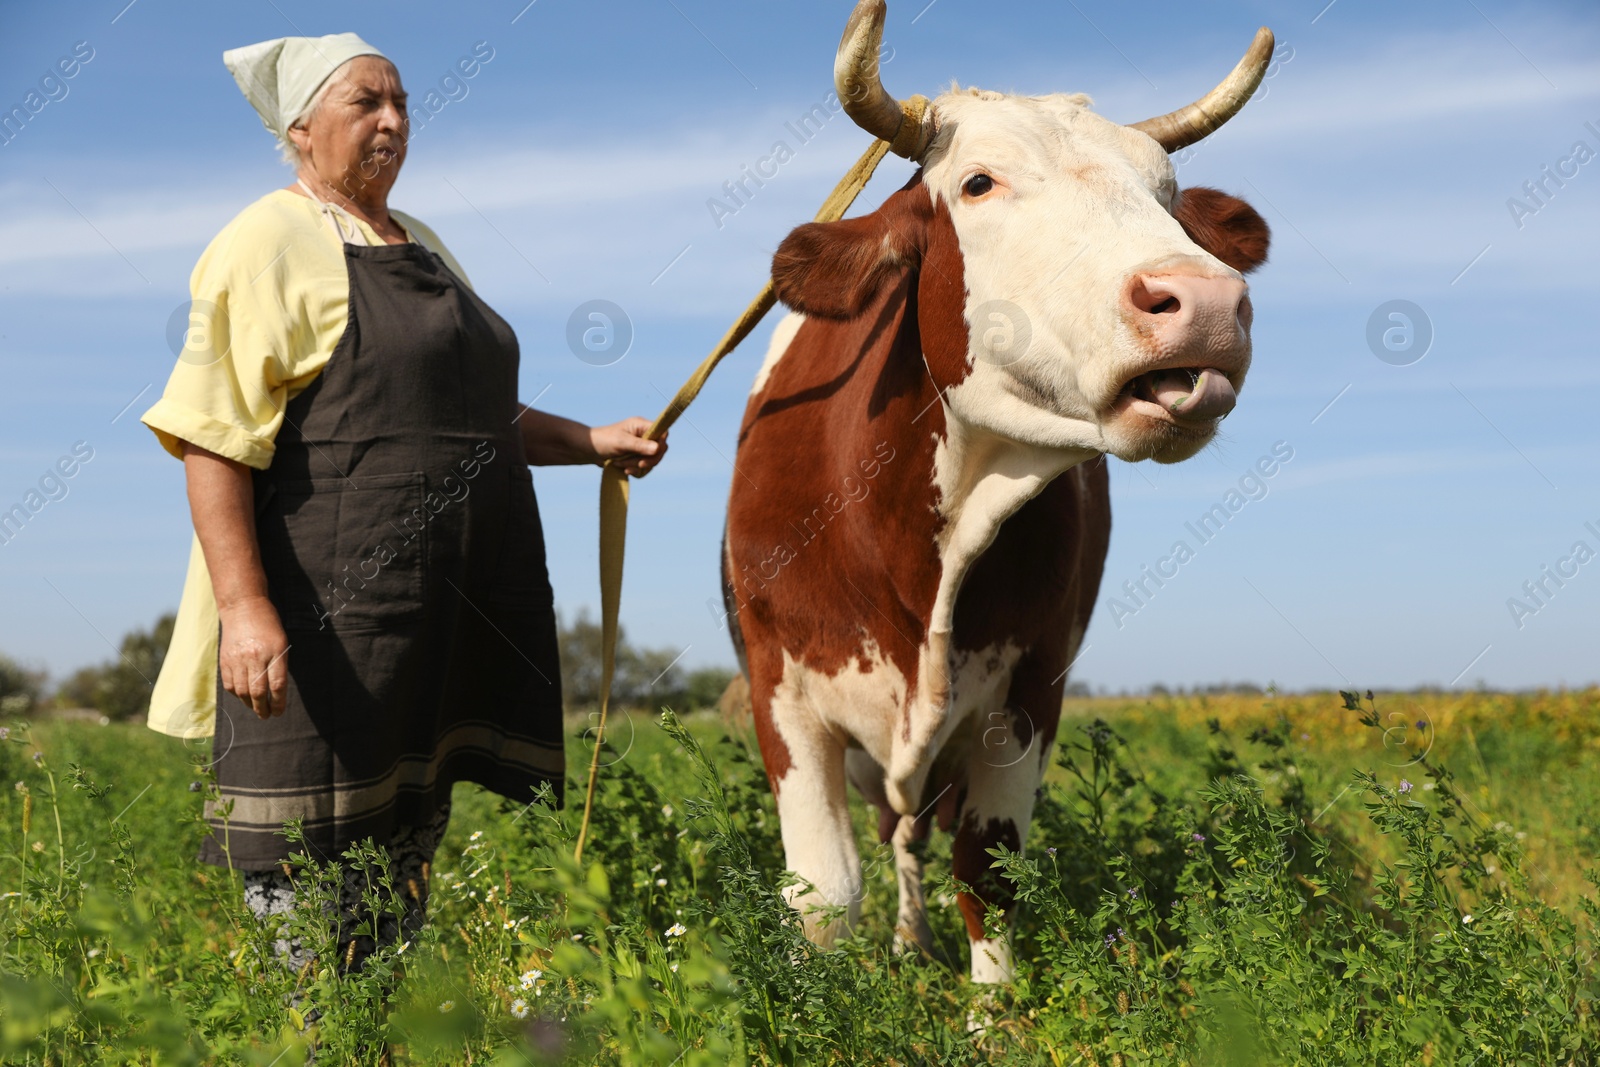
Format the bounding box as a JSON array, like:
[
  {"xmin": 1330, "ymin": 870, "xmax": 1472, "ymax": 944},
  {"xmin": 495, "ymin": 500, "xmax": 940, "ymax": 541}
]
[
  {"xmin": 771, "ymin": 179, "xmax": 931, "ymax": 319},
  {"xmin": 1174, "ymin": 186, "xmax": 1270, "ymax": 274}
]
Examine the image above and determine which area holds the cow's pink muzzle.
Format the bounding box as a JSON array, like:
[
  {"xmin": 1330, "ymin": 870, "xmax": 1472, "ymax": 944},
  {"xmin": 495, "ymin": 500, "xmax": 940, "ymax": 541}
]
[{"xmin": 1119, "ymin": 271, "xmax": 1251, "ymax": 423}]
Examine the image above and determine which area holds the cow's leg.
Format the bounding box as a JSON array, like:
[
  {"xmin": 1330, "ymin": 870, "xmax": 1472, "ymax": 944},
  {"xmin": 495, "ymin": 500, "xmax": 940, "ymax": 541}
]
[
  {"xmin": 951, "ymin": 707, "xmax": 1044, "ymax": 984},
  {"xmin": 890, "ymin": 812, "xmax": 934, "ymax": 953},
  {"xmin": 769, "ymin": 702, "xmax": 861, "ymax": 945},
  {"xmin": 845, "ymin": 749, "xmax": 934, "ymax": 954}
]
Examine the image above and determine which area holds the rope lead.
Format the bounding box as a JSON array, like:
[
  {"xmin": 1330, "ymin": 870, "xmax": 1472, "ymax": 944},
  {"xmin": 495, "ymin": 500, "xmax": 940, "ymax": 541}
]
[{"xmin": 572, "ymin": 137, "xmax": 896, "ymax": 863}]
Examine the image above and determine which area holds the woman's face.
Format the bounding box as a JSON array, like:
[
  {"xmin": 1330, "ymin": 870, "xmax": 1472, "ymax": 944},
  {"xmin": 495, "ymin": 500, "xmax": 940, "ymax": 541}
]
[{"xmin": 292, "ymin": 55, "xmax": 408, "ymax": 204}]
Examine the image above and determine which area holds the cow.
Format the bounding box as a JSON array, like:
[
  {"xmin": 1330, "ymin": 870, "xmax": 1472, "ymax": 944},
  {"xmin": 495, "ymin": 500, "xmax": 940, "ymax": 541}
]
[{"xmin": 722, "ymin": 0, "xmax": 1274, "ymax": 984}]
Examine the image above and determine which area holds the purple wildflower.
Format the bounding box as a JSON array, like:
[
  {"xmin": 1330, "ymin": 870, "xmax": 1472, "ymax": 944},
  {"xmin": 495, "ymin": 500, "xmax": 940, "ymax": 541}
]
[
  {"xmin": 0, "ymin": 727, "xmax": 9, "ymax": 740},
  {"xmin": 1415, "ymin": 720, "xmax": 1427, "ymax": 731},
  {"xmin": 1104, "ymin": 933, "xmax": 1115, "ymax": 946},
  {"xmin": 1045, "ymin": 846, "xmax": 1057, "ymax": 856},
  {"xmin": 1399, "ymin": 779, "xmax": 1413, "ymax": 794},
  {"xmin": 1128, "ymin": 888, "xmax": 1139, "ymax": 899},
  {"xmin": 1191, "ymin": 833, "xmax": 1205, "ymax": 842}
]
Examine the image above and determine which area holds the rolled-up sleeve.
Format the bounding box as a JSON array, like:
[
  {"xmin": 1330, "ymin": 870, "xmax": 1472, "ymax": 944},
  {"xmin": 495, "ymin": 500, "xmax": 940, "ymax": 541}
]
[{"xmin": 141, "ymin": 198, "xmax": 336, "ymax": 469}]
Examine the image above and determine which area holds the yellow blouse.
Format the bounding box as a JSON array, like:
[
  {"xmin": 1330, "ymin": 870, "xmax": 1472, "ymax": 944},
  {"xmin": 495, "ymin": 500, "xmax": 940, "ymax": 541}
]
[{"xmin": 140, "ymin": 189, "xmax": 471, "ymax": 738}]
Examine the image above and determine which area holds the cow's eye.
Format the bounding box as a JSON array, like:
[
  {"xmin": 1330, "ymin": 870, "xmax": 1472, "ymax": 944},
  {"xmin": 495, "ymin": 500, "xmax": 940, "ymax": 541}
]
[{"xmin": 963, "ymin": 173, "xmax": 995, "ymax": 197}]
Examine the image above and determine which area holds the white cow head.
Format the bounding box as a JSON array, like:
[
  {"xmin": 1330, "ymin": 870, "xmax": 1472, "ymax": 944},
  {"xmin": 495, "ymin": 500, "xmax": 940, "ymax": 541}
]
[{"xmin": 774, "ymin": 0, "xmax": 1273, "ymax": 465}]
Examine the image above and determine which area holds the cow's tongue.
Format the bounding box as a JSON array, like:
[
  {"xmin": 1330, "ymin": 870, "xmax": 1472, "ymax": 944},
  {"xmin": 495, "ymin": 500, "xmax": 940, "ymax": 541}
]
[{"xmin": 1147, "ymin": 368, "xmax": 1236, "ymax": 421}]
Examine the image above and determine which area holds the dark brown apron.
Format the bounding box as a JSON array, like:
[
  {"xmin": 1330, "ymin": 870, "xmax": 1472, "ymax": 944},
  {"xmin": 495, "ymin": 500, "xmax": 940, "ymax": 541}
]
[{"xmin": 200, "ymin": 228, "xmax": 565, "ymax": 870}]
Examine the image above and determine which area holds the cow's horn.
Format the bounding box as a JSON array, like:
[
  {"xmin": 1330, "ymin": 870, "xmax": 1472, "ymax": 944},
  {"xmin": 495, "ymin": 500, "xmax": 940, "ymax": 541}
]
[
  {"xmin": 835, "ymin": 0, "xmax": 932, "ymax": 159},
  {"xmin": 1130, "ymin": 27, "xmax": 1275, "ymax": 152}
]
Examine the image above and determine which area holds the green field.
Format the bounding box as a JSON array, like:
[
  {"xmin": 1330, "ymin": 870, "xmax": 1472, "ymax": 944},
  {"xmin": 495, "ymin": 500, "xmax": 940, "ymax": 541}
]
[{"xmin": 2, "ymin": 689, "xmax": 1597, "ymax": 1064}]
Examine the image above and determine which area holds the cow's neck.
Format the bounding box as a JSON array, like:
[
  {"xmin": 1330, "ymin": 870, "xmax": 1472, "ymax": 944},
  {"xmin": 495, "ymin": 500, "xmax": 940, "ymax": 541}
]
[
  {"xmin": 922, "ymin": 410, "xmax": 1085, "ymax": 685},
  {"xmin": 881, "ymin": 334, "xmax": 1091, "ymax": 812},
  {"xmin": 928, "ymin": 417, "xmax": 1086, "ymax": 636}
]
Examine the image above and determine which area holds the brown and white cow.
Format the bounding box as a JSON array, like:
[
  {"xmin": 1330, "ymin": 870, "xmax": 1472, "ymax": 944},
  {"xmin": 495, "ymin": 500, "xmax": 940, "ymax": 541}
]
[{"xmin": 722, "ymin": 0, "xmax": 1272, "ymax": 983}]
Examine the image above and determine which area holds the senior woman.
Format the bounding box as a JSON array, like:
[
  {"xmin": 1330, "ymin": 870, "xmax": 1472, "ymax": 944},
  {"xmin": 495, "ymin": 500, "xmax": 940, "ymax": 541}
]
[{"xmin": 141, "ymin": 33, "xmax": 664, "ymax": 974}]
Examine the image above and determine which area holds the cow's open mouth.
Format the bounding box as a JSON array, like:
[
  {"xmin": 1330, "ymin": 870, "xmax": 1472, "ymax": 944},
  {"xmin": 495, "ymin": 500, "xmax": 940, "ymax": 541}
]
[{"xmin": 1115, "ymin": 366, "xmax": 1237, "ymax": 424}]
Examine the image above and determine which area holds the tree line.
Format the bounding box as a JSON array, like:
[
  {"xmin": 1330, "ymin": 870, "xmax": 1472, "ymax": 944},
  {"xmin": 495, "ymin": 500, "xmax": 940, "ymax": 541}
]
[
  {"xmin": 0, "ymin": 614, "xmax": 173, "ymax": 720},
  {"xmin": 0, "ymin": 610, "xmax": 737, "ymax": 721}
]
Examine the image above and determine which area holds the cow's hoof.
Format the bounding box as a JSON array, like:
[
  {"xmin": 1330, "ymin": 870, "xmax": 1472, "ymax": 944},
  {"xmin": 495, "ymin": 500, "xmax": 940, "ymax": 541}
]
[
  {"xmin": 892, "ymin": 918, "xmax": 934, "ymax": 957},
  {"xmin": 965, "ymin": 987, "xmax": 1008, "ymax": 1044}
]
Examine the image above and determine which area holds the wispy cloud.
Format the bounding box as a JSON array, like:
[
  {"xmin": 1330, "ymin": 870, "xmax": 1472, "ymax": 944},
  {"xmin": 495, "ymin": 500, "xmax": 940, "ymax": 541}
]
[{"xmin": 4, "ymin": 17, "xmax": 1596, "ymax": 311}]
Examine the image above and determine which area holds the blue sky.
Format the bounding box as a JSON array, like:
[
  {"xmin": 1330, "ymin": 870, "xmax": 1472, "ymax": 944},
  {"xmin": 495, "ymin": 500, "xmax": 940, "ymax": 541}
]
[{"xmin": 1, "ymin": 0, "xmax": 1596, "ymax": 695}]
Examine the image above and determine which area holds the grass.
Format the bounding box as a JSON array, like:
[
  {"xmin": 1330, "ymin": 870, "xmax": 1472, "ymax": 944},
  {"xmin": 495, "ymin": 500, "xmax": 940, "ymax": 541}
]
[
  {"xmin": 1062, "ymin": 689, "xmax": 1600, "ymax": 916},
  {"xmin": 0, "ymin": 688, "xmax": 1596, "ymax": 1064}
]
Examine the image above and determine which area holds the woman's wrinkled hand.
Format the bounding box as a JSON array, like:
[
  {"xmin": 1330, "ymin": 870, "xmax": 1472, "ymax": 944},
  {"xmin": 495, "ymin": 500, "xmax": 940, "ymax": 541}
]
[
  {"xmin": 591, "ymin": 417, "xmax": 669, "ymax": 478},
  {"xmin": 218, "ymin": 595, "xmax": 290, "ymax": 720}
]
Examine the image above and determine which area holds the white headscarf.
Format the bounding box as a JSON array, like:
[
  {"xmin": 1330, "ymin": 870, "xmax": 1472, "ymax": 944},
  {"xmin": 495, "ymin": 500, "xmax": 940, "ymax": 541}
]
[{"xmin": 223, "ymin": 33, "xmax": 388, "ymax": 141}]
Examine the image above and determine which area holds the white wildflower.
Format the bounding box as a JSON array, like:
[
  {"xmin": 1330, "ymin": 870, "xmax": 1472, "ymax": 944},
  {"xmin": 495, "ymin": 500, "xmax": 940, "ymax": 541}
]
[
  {"xmin": 655, "ymin": 878, "xmax": 667, "ymax": 888},
  {"xmin": 520, "ymin": 969, "xmax": 542, "ymax": 989},
  {"xmin": 511, "ymin": 998, "xmax": 529, "ymax": 1019},
  {"xmin": 439, "ymin": 1000, "xmax": 456, "ymax": 1013},
  {"xmin": 662, "ymin": 804, "xmax": 673, "ymax": 818},
  {"xmin": 470, "ymin": 830, "xmax": 483, "ymax": 841},
  {"xmin": 665, "ymin": 922, "xmax": 687, "ymax": 938},
  {"xmin": 650, "ymin": 863, "xmax": 662, "ymax": 874},
  {"xmin": 1462, "ymin": 914, "xmax": 1474, "ymax": 924}
]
